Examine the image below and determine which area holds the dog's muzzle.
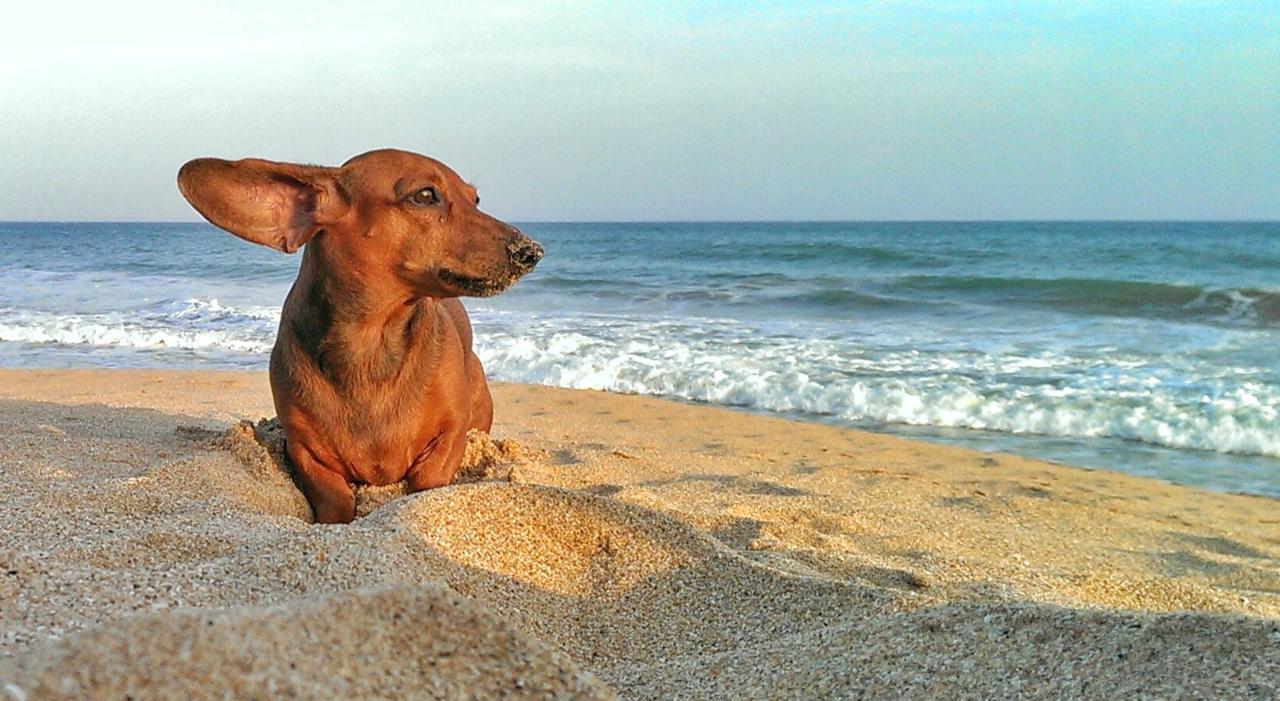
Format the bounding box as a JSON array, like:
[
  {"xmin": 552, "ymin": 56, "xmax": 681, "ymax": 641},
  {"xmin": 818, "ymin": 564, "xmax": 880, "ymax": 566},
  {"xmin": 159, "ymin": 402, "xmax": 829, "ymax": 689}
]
[{"xmin": 508, "ymin": 236, "xmax": 544, "ymax": 272}]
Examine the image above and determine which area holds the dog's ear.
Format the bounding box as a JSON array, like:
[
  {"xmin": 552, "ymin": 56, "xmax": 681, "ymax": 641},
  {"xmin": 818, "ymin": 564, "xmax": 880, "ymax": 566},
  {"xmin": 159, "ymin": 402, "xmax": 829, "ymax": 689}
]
[{"xmin": 177, "ymin": 158, "xmax": 348, "ymax": 254}]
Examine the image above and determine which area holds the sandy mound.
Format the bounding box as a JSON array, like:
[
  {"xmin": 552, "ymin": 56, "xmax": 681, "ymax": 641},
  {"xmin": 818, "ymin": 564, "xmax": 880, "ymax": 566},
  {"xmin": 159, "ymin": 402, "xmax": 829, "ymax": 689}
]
[
  {"xmin": 368, "ymin": 483, "xmax": 902, "ymax": 673},
  {"xmin": 5, "ymin": 585, "xmax": 614, "ymax": 700}
]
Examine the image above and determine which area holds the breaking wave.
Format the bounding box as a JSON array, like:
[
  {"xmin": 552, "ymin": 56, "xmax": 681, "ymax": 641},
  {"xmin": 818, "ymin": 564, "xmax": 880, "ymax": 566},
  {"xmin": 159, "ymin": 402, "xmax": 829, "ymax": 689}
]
[
  {"xmin": 0, "ymin": 299, "xmax": 278, "ymax": 355},
  {"xmin": 894, "ymin": 276, "xmax": 1280, "ymax": 327},
  {"xmin": 471, "ymin": 313, "xmax": 1280, "ymax": 460}
]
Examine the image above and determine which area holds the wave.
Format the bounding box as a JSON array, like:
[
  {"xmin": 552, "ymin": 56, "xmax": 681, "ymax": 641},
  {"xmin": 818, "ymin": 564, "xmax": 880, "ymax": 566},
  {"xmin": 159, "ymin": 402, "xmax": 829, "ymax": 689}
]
[
  {"xmin": 735, "ymin": 241, "xmax": 936, "ymax": 265},
  {"xmin": 894, "ymin": 276, "xmax": 1280, "ymax": 327},
  {"xmin": 4, "ymin": 296, "xmax": 1276, "ymax": 464},
  {"xmin": 493, "ymin": 271, "xmax": 1280, "ymax": 328},
  {"xmin": 772, "ymin": 287, "xmax": 918, "ymax": 311},
  {"xmin": 0, "ymin": 265, "xmax": 196, "ymax": 291},
  {"xmin": 0, "ymin": 299, "xmax": 277, "ymax": 354},
  {"xmin": 471, "ymin": 314, "xmax": 1280, "ymax": 460},
  {"xmin": 515, "ymin": 273, "xmax": 919, "ymax": 314}
]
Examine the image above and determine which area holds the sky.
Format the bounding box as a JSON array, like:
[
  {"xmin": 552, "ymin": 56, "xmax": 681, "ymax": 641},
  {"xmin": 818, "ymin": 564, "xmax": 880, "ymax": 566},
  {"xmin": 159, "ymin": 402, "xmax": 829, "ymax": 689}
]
[{"xmin": 0, "ymin": 1, "xmax": 1276, "ymax": 221}]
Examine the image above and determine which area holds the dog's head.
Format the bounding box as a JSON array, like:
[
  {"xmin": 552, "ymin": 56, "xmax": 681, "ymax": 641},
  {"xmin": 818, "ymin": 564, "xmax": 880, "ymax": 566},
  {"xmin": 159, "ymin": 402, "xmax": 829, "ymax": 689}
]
[{"xmin": 177, "ymin": 149, "xmax": 542, "ymax": 298}]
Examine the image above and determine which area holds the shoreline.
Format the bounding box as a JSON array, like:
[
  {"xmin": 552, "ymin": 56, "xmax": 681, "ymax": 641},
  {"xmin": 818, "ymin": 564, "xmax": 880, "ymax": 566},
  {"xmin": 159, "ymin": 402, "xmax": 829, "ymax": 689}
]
[
  {"xmin": 1, "ymin": 368, "xmax": 1278, "ymax": 697},
  {"xmin": 3, "ymin": 365, "xmax": 1277, "ymax": 499}
]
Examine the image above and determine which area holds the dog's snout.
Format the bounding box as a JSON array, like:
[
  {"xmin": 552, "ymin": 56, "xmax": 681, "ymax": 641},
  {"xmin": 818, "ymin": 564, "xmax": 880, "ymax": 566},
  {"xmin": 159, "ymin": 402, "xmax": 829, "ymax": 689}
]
[{"xmin": 508, "ymin": 236, "xmax": 544, "ymax": 271}]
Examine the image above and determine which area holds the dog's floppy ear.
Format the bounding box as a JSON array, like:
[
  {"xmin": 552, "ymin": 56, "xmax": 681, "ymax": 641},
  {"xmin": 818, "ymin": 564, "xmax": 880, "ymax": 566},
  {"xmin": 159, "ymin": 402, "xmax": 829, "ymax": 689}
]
[{"xmin": 177, "ymin": 158, "xmax": 347, "ymax": 254}]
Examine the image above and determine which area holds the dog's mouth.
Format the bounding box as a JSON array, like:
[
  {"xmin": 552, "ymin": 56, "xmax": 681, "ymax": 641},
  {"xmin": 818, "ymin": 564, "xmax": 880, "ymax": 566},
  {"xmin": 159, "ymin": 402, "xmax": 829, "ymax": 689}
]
[{"xmin": 438, "ymin": 268, "xmax": 513, "ymax": 297}]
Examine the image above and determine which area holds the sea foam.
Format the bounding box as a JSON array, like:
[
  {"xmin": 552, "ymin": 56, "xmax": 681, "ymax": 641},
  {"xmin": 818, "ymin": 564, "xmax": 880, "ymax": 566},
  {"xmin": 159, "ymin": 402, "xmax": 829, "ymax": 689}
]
[
  {"xmin": 471, "ymin": 312, "xmax": 1280, "ymax": 460},
  {"xmin": 0, "ymin": 299, "xmax": 277, "ymax": 355}
]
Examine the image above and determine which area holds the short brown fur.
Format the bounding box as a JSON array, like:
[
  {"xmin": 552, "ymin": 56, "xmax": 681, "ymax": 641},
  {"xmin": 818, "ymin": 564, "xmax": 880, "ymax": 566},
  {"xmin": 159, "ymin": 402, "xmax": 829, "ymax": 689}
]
[{"xmin": 178, "ymin": 149, "xmax": 542, "ymax": 522}]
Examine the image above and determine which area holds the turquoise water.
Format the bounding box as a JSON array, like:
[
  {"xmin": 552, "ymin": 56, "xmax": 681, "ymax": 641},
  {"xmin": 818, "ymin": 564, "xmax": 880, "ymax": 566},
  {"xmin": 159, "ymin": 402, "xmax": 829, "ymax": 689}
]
[{"xmin": 1, "ymin": 221, "xmax": 1278, "ymax": 495}]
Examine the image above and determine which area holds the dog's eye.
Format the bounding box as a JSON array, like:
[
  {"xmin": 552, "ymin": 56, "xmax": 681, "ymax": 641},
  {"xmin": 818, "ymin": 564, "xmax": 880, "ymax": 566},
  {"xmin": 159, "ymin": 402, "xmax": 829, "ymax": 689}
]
[
  {"xmin": 474, "ymin": 195, "xmax": 480, "ymax": 206},
  {"xmin": 408, "ymin": 187, "xmax": 440, "ymax": 207}
]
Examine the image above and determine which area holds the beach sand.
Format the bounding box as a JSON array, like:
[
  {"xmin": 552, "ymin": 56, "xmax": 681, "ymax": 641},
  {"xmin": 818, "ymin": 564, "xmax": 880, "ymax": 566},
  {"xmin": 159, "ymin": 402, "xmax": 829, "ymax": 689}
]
[{"xmin": 0, "ymin": 369, "xmax": 1277, "ymax": 699}]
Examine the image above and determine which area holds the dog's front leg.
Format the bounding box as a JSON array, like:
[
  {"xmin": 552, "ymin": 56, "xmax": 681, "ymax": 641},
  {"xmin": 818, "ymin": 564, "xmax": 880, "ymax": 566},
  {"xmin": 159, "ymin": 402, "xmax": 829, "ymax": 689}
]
[
  {"xmin": 405, "ymin": 425, "xmax": 469, "ymax": 492},
  {"xmin": 286, "ymin": 441, "xmax": 356, "ymax": 524}
]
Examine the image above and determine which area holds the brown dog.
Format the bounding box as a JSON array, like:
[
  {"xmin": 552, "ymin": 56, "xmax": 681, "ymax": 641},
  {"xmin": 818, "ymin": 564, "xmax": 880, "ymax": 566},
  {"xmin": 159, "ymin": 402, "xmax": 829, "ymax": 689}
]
[{"xmin": 178, "ymin": 149, "xmax": 542, "ymax": 523}]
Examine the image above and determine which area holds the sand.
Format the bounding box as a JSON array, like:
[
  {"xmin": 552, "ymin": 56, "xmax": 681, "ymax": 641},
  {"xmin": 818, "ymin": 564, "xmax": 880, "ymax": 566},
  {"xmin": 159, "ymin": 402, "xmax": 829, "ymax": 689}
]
[{"xmin": 0, "ymin": 369, "xmax": 1277, "ymax": 699}]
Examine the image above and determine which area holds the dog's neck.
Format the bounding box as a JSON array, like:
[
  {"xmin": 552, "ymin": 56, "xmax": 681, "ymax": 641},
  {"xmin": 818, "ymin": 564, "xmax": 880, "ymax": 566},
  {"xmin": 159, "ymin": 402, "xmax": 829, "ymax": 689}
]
[{"xmin": 286, "ymin": 243, "xmax": 436, "ymax": 387}]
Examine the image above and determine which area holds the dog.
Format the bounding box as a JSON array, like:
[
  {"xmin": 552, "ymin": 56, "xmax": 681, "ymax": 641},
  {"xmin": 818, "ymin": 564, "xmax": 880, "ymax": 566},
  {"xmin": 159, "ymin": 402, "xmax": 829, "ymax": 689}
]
[{"xmin": 178, "ymin": 149, "xmax": 542, "ymax": 523}]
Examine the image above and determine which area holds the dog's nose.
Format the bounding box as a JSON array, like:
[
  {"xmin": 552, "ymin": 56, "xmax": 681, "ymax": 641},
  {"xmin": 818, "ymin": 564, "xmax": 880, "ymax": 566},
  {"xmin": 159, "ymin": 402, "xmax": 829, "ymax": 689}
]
[{"xmin": 508, "ymin": 237, "xmax": 544, "ymax": 271}]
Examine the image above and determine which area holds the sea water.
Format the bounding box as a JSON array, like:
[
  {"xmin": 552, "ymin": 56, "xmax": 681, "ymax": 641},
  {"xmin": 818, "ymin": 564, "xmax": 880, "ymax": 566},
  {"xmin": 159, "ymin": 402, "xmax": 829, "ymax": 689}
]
[{"xmin": 1, "ymin": 221, "xmax": 1277, "ymax": 496}]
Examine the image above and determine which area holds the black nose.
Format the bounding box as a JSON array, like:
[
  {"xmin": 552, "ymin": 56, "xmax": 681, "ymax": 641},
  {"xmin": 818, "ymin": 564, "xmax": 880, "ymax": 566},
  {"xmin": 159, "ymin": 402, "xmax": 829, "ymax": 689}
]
[{"xmin": 508, "ymin": 237, "xmax": 544, "ymax": 270}]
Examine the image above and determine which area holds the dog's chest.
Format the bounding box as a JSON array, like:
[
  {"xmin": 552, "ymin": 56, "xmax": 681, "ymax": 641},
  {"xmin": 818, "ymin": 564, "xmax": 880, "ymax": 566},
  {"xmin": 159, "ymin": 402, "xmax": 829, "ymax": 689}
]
[
  {"xmin": 325, "ymin": 377, "xmax": 449, "ymax": 484},
  {"xmin": 274, "ymin": 302, "xmax": 468, "ymax": 486}
]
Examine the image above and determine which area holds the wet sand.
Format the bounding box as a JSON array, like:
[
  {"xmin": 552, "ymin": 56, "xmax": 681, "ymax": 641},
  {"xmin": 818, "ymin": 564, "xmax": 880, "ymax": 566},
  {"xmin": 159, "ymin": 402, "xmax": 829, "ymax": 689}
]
[{"xmin": 0, "ymin": 369, "xmax": 1277, "ymax": 699}]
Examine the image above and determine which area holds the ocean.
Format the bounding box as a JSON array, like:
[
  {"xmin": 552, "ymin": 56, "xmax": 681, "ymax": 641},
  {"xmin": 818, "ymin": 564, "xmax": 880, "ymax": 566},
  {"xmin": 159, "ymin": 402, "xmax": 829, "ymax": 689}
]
[{"xmin": 1, "ymin": 221, "xmax": 1277, "ymax": 496}]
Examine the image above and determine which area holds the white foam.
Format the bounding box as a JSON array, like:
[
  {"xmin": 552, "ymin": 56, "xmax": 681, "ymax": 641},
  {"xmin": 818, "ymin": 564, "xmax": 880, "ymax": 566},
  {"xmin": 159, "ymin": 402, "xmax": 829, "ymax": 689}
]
[
  {"xmin": 3, "ymin": 298, "xmax": 1276, "ymax": 461},
  {"xmin": 472, "ymin": 313, "xmax": 1280, "ymax": 459},
  {"xmin": 0, "ymin": 299, "xmax": 277, "ymax": 354},
  {"xmin": 1183, "ymin": 287, "xmax": 1268, "ymax": 325}
]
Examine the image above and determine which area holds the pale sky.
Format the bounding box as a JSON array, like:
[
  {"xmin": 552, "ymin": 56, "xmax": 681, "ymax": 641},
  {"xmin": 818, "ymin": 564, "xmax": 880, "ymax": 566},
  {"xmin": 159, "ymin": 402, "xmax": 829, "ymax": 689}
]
[{"xmin": 1, "ymin": 1, "xmax": 1276, "ymax": 221}]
